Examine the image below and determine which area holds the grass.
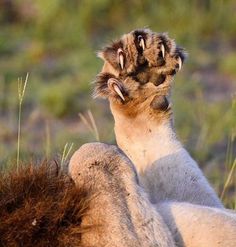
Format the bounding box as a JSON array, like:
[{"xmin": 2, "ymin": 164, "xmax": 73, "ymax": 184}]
[
  {"xmin": 220, "ymin": 127, "xmax": 236, "ymax": 207},
  {"xmin": 16, "ymin": 74, "xmax": 75, "ymax": 173},
  {"xmin": 221, "ymin": 158, "xmax": 236, "ymax": 203},
  {"xmin": 16, "ymin": 73, "xmax": 29, "ymax": 172},
  {"xmin": 79, "ymin": 110, "xmax": 100, "ymax": 142},
  {"xmin": 60, "ymin": 142, "xmax": 74, "ymax": 173}
]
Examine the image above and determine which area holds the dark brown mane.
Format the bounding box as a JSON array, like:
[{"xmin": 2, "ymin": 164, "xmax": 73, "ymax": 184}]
[{"xmin": 0, "ymin": 163, "xmax": 91, "ymax": 247}]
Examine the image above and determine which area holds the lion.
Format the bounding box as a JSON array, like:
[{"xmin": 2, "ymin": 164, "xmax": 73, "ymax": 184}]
[{"xmin": 1, "ymin": 29, "xmax": 236, "ymax": 247}]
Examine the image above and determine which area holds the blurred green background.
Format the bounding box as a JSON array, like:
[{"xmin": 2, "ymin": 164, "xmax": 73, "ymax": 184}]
[{"xmin": 0, "ymin": 0, "xmax": 235, "ymax": 206}]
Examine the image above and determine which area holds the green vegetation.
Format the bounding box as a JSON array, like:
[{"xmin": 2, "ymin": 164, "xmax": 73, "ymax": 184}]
[
  {"xmin": 0, "ymin": 0, "xmax": 235, "ymax": 207},
  {"xmin": 16, "ymin": 73, "xmax": 28, "ymax": 171}
]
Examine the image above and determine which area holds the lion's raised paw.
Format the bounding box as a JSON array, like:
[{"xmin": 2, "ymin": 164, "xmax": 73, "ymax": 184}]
[{"xmin": 94, "ymin": 29, "xmax": 187, "ymax": 105}]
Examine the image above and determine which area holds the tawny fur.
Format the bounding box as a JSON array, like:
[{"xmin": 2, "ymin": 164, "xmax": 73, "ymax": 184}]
[
  {"xmin": 156, "ymin": 202, "xmax": 236, "ymax": 247},
  {"xmin": 69, "ymin": 143, "xmax": 236, "ymax": 247},
  {"xmin": 69, "ymin": 142, "xmax": 176, "ymax": 247}
]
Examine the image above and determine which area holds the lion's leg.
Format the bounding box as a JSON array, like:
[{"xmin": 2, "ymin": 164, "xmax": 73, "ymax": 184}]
[
  {"xmin": 69, "ymin": 142, "xmax": 176, "ymax": 247},
  {"xmin": 156, "ymin": 201, "xmax": 236, "ymax": 247},
  {"xmin": 94, "ymin": 29, "xmax": 223, "ymax": 209}
]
